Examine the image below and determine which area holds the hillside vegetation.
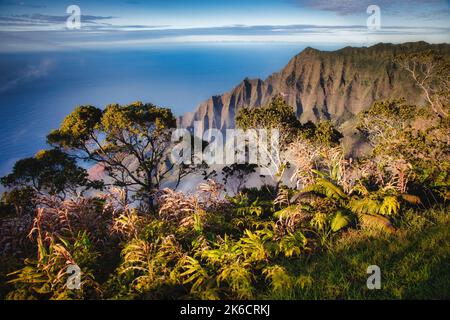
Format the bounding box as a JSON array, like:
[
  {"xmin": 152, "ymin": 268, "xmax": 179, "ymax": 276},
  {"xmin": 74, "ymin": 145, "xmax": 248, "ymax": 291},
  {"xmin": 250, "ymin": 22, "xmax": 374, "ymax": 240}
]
[{"xmin": 0, "ymin": 44, "xmax": 449, "ymax": 300}]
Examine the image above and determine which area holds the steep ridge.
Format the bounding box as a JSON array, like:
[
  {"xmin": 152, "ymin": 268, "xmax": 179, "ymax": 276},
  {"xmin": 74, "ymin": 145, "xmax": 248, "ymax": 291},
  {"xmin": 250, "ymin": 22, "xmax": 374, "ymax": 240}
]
[{"xmin": 178, "ymin": 42, "xmax": 450, "ymax": 135}]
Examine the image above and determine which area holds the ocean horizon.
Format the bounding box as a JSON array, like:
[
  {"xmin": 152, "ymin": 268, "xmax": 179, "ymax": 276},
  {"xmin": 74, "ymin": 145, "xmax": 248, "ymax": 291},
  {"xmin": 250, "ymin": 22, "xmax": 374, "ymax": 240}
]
[{"xmin": 0, "ymin": 43, "xmax": 343, "ymax": 179}]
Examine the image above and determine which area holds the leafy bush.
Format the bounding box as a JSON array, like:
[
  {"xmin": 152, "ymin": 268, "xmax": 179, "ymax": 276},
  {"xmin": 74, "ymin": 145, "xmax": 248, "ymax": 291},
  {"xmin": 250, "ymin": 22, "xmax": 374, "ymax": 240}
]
[{"xmin": 1, "ymin": 84, "xmax": 448, "ymax": 299}]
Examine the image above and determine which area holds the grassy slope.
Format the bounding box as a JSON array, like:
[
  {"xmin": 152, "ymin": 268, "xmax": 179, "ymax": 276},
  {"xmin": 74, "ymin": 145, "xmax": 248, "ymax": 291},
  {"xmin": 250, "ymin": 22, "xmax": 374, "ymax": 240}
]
[
  {"xmin": 264, "ymin": 209, "xmax": 449, "ymax": 299},
  {"xmin": 1, "ymin": 206, "xmax": 448, "ymax": 300}
]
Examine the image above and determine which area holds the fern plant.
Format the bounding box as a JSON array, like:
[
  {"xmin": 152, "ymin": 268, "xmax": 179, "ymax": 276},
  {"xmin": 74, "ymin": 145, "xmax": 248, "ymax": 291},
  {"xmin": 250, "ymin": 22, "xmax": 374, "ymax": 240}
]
[
  {"xmin": 7, "ymin": 231, "xmax": 100, "ymax": 300},
  {"xmin": 216, "ymin": 260, "xmax": 254, "ymax": 299},
  {"xmin": 349, "ymin": 185, "xmax": 400, "ymax": 216},
  {"xmin": 262, "ymin": 265, "xmax": 313, "ymax": 299},
  {"xmin": 118, "ymin": 235, "xmax": 183, "ymax": 295},
  {"xmin": 277, "ymin": 230, "xmax": 308, "ymax": 257},
  {"xmin": 263, "ymin": 265, "xmax": 294, "ymax": 294},
  {"xmin": 227, "ymin": 193, "xmax": 263, "ymax": 216},
  {"xmin": 178, "ymin": 255, "xmax": 218, "ymax": 299},
  {"xmin": 239, "ymin": 229, "xmax": 271, "ymax": 262},
  {"xmin": 302, "ymin": 176, "xmax": 348, "ymax": 203}
]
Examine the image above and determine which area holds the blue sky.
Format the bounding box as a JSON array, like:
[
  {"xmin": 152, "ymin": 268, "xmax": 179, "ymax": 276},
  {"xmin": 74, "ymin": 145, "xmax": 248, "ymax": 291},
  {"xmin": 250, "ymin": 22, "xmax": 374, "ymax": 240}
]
[{"xmin": 0, "ymin": 0, "xmax": 449, "ymax": 51}]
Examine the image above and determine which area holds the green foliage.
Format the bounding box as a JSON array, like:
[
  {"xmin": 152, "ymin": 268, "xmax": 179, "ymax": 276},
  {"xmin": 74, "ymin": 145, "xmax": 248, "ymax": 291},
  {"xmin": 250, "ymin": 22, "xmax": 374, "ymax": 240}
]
[
  {"xmin": 273, "ymin": 204, "xmax": 301, "ymax": 220},
  {"xmin": 1, "ymin": 149, "xmax": 96, "ymax": 200},
  {"xmin": 47, "ymin": 106, "xmax": 103, "ymax": 148},
  {"xmin": 216, "ymin": 260, "xmax": 254, "ymax": 299},
  {"xmin": 6, "ymin": 231, "xmax": 100, "ymax": 300},
  {"xmin": 302, "ymin": 177, "xmax": 347, "ymax": 203},
  {"xmin": 47, "ymin": 102, "xmax": 178, "ymax": 204},
  {"xmin": 2, "ymin": 73, "xmax": 449, "ymax": 301},
  {"xmin": 236, "ymin": 96, "xmax": 342, "ymax": 147},
  {"xmin": 349, "ymin": 195, "xmax": 400, "ymax": 216},
  {"xmin": 227, "ymin": 193, "xmax": 263, "ymax": 216},
  {"xmin": 330, "ymin": 210, "xmax": 351, "ymax": 232},
  {"xmin": 280, "ymin": 208, "xmax": 449, "ymax": 299},
  {"xmin": 262, "ymin": 265, "xmax": 312, "ymax": 298},
  {"xmin": 277, "ymin": 231, "xmax": 307, "ymax": 257},
  {"xmin": 2, "ymin": 169, "xmax": 448, "ymax": 301},
  {"xmin": 1, "ymin": 187, "xmax": 36, "ymax": 216},
  {"xmin": 263, "ymin": 265, "xmax": 292, "ymax": 293},
  {"xmin": 239, "ymin": 229, "xmax": 270, "ymax": 262},
  {"xmin": 236, "ymin": 95, "xmax": 302, "ymax": 142},
  {"xmin": 311, "ymin": 121, "xmax": 343, "ymax": 147},
  {"xmin": 357, "ymin": 98, "xmax": 449, "ymax": 202},
  {"xmin": 297, "ymin": 173, "xmax": 401, "ymax": 236},
  {"xmin": 179, "ymin": 255, "xmax": 217, "ymax": 299}
]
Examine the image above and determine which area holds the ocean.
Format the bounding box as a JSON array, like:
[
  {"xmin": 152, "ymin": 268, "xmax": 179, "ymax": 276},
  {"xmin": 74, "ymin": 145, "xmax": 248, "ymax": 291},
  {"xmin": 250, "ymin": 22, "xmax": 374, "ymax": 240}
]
[{"xmin": 0, "ymin": 43, "xmax": 341, "ymax": 179}]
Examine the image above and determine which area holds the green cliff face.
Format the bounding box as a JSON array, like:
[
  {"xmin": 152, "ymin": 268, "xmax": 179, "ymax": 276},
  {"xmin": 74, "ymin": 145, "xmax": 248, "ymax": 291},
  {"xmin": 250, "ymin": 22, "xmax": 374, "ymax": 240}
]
[{"xmin": 179, "ymin": 41, "xmax": 449, "ymax": 154}]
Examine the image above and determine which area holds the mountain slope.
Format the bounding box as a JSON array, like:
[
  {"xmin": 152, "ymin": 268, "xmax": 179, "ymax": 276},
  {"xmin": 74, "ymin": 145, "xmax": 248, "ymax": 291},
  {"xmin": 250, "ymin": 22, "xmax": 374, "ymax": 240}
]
[{"xmin": 178, "ymin": 42, "xmax": 450, "ymax": 136}]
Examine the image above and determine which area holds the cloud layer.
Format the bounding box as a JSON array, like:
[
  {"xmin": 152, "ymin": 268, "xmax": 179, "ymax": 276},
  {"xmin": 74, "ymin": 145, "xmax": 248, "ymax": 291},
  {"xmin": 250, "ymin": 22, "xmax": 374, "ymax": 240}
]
[
  {"xmin": 0, "ymin": 0, "xmax": 448, "ymax": 51},
  {"xmin": 296, "ymin": 0, "xmax": 449, "ymax": 17},
  {"xmin": 0, "ymin": 23, "xmax": 448, "ymax": 52},
  {"xmin": 0, "ymin": 13, "xmax": 114, "ymax": 28}
]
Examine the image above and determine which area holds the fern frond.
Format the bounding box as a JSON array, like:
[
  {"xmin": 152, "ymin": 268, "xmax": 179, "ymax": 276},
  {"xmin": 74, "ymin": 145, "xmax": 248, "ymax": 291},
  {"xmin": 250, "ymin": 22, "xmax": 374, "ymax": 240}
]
[
  {"xmin": 379, "ymin": 196, "xmax": 400, "ymax": 215},
  {"xmin": 263, "ymin": 265, "xmax": 294, "ymax": 293},
  {"xmin": 359, "ymin": 214, "xmax": 395, "ymax": 233},
  {"xmin": 179, "ymin": 255, "xmax": 210, "ymax": 294},
  {"xmin": 348, "ymin": 198, "xmax": 380, "ymax": 216},
  {"xmin": 239, "ymin": 230, "xmax": 269, "ymax": 262},
  {"xmin": 400, "ymin": 193, "xmax": 422, "ymax": 205},
  {"xmin": 217, "ymin": 261, "xmax": 253, "ymax": 299},
  {"xmin": 302, "ymin": 178, "xmax": 347, "ymax": 202},
  {"xmin": 330, "ymin": 210, "xmax": 351, "ymax": 232},
  {"xmin": 277, "ymin": 231, "xmax": 307, "ymax": 257},
  {"xmin": 273, "ymin": 205, "xmax": 301, "ymax": 219}
]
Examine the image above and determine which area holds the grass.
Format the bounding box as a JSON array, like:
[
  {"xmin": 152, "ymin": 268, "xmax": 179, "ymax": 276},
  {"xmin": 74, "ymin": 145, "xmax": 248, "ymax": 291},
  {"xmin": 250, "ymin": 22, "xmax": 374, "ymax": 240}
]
[
  {"xmin": 262, "ymin": 208, "xmax": 449, "ymax": 299},
  {"xmin": 1, "ymin": 192, "xmax": 448, "ymax": 300}
]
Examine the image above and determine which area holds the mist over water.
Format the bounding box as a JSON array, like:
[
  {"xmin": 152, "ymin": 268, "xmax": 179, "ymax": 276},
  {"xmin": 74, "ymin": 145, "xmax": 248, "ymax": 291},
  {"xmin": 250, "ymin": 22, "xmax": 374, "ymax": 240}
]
[{"xmin": 0, "ymin": 43, "xmax": 342, "ymax": 179}]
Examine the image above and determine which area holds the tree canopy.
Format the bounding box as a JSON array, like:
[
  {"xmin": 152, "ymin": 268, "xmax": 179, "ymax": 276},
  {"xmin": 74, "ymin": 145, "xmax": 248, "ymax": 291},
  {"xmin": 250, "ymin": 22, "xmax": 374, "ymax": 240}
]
[
  {"xmin": 395, "ymin": 50, "xmax": 449, "ymax": 118},
  {"xmin": 47, "ymin": 101, "xmax": 177, "ymax": 204},
  {"xmin": 1, "ymin": 148, "xmax": 92, "ymax": 199},
  {"xmin": 357, "ymin": 98, "xmax": 449, "ymax": 199},
  {"xmin": 236, "ymin": 95, "xmax": 342, "ymax": 147}
]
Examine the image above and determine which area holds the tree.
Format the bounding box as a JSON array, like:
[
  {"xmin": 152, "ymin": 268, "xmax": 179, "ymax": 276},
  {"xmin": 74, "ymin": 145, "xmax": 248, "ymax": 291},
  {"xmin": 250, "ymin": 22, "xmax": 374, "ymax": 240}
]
[
  {"xmin": 357, "ymin": 99, "xmax": 419, "ymax": 150},
  {"xmin": 357, "ymin": 99, "xmax": 449, "ymax": 198},
  {"xmin": 222, "ymin": 163, "xmax": 257, "ymax": 195},
  {"xmin": 395, "ymin": 50, "xmax": 449, "ymax": 118},
  {"xmin": 236, "ymin": 96, "xmax": 342, "ymax": 188},
  {"xmin": 47, "ymin": 102, "xmax": 177, "ymax": 205},
  {"xmin": 311, "ymin": 121, "xmax": 343, "ymax": 147},
  {"xmin": 236, "ymin": 95, "xmax": 303, "ymax": 147},
  {"xmin": 0, "ymin": 187, "xmax": 36, "ymax": 216},
  {"xmin": 1, "ymin": 149, "xmax": 93, "ymax": 201}
]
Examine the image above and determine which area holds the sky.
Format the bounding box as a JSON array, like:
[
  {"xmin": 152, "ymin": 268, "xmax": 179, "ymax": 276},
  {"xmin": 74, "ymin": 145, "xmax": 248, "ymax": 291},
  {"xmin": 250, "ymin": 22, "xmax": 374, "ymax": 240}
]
[{"xmin": 0, "ymin": 0, "xmax": 449, "ymax": 51}]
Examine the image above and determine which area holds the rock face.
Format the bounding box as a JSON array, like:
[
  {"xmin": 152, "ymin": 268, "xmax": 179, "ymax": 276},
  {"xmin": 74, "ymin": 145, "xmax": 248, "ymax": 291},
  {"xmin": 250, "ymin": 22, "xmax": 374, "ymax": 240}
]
[{"xmin": 178, "ymin": 42, "xmax": 450, "ymax": 134}]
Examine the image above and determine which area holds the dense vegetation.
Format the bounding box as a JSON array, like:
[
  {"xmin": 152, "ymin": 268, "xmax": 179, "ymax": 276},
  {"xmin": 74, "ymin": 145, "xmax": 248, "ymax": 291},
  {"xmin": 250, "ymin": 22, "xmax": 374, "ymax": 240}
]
[{"xmin": 0, "ymin": 50, "xmax": 448, "ymax": 300}]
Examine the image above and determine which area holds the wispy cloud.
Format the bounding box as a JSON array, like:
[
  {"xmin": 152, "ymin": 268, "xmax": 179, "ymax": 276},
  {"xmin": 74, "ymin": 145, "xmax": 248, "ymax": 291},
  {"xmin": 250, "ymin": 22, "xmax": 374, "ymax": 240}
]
[
  {"xmin": 1, "ymin": 0, "xmax": 47, "ymax": 9},
  {"xmin": 413, "ymin": 9, "xmax": 450, "ymax": 20},
  {"xmin": 0, "ymin": 23, "xmax": 448, "ymax": 52},
  {"xmin": 301, "ymin": 0, "xmax": 388, "ymax": 16},
  {"xmin": 0, "ymin": 7, "xmax": 448, "ymax": 52},
  {"xmin": 0, "ymin": 58, "xmax": 53, "ymax": 93},
  {"xmin": 294, "ymin": 0, "xmax": 449, "ymax": 18},
  {"xmin": 0, "ymin": 13, "xmax": 114, "ymax": 28}
]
